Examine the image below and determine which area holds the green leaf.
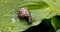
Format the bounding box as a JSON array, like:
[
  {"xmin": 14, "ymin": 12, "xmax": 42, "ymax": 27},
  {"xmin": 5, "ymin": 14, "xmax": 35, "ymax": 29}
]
[
  {"xmin": 56, "ymin": 0, "xmax": 60, "ymax": 15},
  {"xmin": 0, "ymin": 0, "xmax": 50, "ymax": 32},
  {"xmin": 1, "ymin": 0, "xmax": 60, "ymax": 32},
  {"xmin": 51, "ymin": 16, "xmax": 60, "ymax": 30},
  {"xmin": 43, "ymin": 0, "xmax": 60, "ymax": 16},
  {"xmin": 43, "ymin": 0, "xmax": 60, "ymax": 31},
  {"xmin": 57, "ymin": 29, "xmax": 60, "ymax": 32}
]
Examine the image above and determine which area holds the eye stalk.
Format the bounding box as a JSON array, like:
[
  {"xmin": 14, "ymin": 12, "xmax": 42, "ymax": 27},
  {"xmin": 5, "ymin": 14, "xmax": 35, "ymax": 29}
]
[{"xmin": 18, "ymin": 7, "xmax": 33, "ymax": 24}]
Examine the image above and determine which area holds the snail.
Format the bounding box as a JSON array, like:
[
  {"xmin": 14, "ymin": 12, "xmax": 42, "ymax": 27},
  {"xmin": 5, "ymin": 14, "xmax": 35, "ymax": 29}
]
[{"xmin": 18, "ymin": 7, "xmax": 33, "ymax": 24}]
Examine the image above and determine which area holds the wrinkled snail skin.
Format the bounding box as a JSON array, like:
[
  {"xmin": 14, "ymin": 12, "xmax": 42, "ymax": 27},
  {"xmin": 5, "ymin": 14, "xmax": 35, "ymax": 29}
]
[
  {"xmin": 28, "ymin": 16, "xmax": 33, "ymax": 24},
  {"xmin": 18, "ymin": 8, "xmax": 32, "ymax": 24}
]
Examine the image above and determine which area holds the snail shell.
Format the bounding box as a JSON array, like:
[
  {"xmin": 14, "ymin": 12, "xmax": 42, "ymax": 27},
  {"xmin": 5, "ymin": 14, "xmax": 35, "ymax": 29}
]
[{"xmin": 18, "ymin": 8, "xmax": 32, "ymax": 24}]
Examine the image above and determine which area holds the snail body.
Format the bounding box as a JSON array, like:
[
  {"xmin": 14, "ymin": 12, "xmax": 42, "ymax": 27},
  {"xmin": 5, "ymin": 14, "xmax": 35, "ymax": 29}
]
[{"xmin": 18, "ymin": 8, "xmax": 32, "ymax": 24}]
